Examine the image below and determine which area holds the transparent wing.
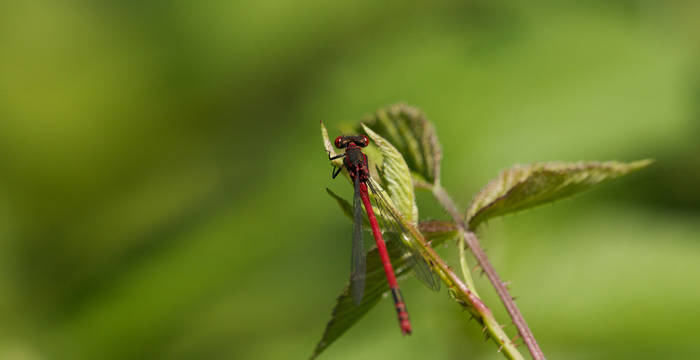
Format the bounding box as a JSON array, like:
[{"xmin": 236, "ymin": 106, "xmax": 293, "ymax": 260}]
[
  {"xmin": 366, "ymin": 179, "xmax": 441, "ymax": 291},
  {"xmin": 350, "ymin": 176, "xmax": 366, "ymax": 305}
]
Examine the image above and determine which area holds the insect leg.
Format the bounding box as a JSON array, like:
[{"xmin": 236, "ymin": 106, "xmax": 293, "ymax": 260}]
[
  {"xmin": 329, "ymin": 153, "xmax": 345, "ymax": 160},
  {"xmin": 332, "ymin": 165, "xmax": 343, "ymax": 178}
]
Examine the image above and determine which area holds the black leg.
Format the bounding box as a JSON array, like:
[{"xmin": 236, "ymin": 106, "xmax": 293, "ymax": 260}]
[
  {"xmin": 329, "ymin": 152, "xmax": 345, "ymax": 160},
  {"xmin": 332, "ymin": 165, "xmax": 343, "ymax": 179}
]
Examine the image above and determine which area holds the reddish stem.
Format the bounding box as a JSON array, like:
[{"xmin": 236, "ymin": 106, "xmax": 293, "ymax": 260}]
[{"xmin": 432, "ymin": 185, "xmax": 545, "ymax": 360}]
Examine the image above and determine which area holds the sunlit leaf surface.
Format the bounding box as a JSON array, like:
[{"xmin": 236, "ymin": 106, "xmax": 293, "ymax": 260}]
[
  {"xmin": 359, "ymin": 103, "xmax": 442, "ymax": 184},
  {"xmin": 362, "ymin": 124, "xmax": 418, "ymax": 223},
  {"xmin": 310, "ymin": 222, "xmax": 456, "ymax": 360},
  {"xmin": 466, "ymin": 160, "xmax": 653, "ymax": 228}
]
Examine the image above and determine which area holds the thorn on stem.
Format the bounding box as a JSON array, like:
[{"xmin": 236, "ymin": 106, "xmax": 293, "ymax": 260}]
[
  {"xmin": 472, "ymin": 264, "xmax": 481, "ymax": 272},
  {"xmin": 498, "ymin": 344, "xmax": 504, "ymax": 353},
  {"xmin": 511, "ymin": 296, "xmax": 518, "ymax": 301}
]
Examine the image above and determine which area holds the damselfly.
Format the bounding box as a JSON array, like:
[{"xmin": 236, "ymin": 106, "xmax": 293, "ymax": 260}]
[{"xmin": 328, "ymin": 134, "xmax": 440, "ymax": 334}]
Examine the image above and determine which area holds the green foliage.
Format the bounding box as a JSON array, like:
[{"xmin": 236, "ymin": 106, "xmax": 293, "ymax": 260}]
[
  {"xmin": 310, "ymin": 223, "xmax": 456, "ymax": 360},
  {"xmin": 359, "ymin": 104, "xmax": 442, "ymax": 185},
  {"xmin": 326, "ymin": 188, "xmax": 369, "ymax": 228},
  {"xmin": 323, "ymin": 122, "xmax": 416, "ymax": 226},
  {"xmin": 322, "ymin": 122, "xmax": 344, "ymax": 169},
  {"xmin": 2, "ymin": 2, "xmax": 697, "ymax": 360},
  {"xmin": 466, "ymin": 160, "xmax": 653, "ymax": 229},
  {"xmin": 361, "ymin": 124, "xmax": 419, "ymax": 223},
  {"xmin": 317, "ymin": 119, "xmax": 458, "ymax": 359},
  {"xmin": 316, "ymin": 103, "xmax": 651, "ymax": 360}
]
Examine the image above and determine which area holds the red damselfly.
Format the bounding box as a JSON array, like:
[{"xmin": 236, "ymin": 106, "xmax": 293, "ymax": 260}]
[{"xmin": 328, "ymin": 134, "xmax": 440, "ymax": 335}]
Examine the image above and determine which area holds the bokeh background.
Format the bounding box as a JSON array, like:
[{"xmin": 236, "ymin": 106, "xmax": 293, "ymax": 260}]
[{"xmin": 1, "ymin": 1, "xmax": 699, "ymax": 359}]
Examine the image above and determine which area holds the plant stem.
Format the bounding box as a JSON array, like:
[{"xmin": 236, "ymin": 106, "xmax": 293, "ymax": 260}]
[
  {"xmin": 401, "ymin": 218, "xmax": 524, "ymax": 360},
  {"xmin": 432, "ymin": 184, "xmax": 545, "ymax": 360},
  {"xmin": 458, "ymin": 234, "xmax": 479, "ymax": 298}
]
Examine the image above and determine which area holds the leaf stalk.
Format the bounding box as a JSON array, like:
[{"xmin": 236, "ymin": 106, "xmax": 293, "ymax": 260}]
[
  {"xmin": 397, "ymin": 209, "xmax": 524, "ymax": 360},
  {"xmin": 431, "ymin": 184, "xmax": 545, "ymax": 360}
]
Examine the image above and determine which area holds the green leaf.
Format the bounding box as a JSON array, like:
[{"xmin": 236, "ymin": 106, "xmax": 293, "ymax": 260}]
[
  {"xmin": 326, "ymin": 188, "xmax": 401, "ymax": 232},
  {"xmin": 309, "ymin": 222, "xmax": 456, "ymax": 360},
  {"xmin": 360, "ymin": 103, "xmax": 442, "ymax": 184},
  {"xmin": 317, "ymin": 117, "xmax": 449, "ymax": 360},
  {"xmin": 466, "ymin": 160, "xmax": 653, "ymax": 228},
  {"xmin": 325, "ymin": 188, "xmax": 370, "ymax": 228},
  {"xmin": 321, "ymin": 121, "xmax": 344, "ymax": 169},
  {"xmin": 361, "ymin": 124, "xmax": 418, "ymax": 223}
]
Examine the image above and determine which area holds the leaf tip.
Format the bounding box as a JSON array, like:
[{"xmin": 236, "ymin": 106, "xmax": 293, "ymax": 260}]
[
  {"xmin": 628, "ymin": 158, "xmax": 654, "ymax": 170},
  {"xmin": 359, "ymin": 122, "xmax": 373, "ymax": 137}
]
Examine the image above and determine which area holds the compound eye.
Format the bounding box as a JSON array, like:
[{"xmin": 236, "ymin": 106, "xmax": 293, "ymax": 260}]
[
  {"xmin": 358, "ymin": 135, "xmax": 369, "ymax": 147},
  {"xmin": 334, "ymin": 136, "xmax": 343, "ymax": 148}
]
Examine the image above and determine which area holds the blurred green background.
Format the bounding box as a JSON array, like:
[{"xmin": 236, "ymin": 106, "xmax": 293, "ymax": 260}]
[{"xmin": 1, "ymin": 1, "xmax": 699, "ymax": 359}]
